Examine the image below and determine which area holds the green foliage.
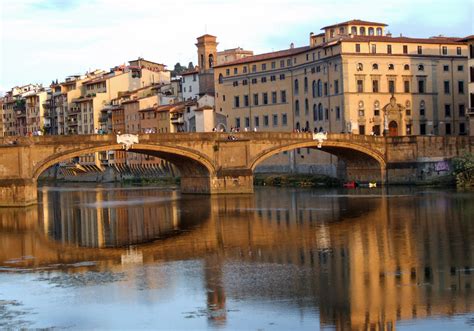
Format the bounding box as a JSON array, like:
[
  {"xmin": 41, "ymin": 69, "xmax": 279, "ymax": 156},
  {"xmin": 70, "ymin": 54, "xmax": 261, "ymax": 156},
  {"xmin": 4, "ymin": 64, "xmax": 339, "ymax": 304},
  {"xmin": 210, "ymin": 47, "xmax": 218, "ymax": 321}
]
[
  {"xmin": 254, "ymin": 174, "xmax": 341, "ymax": 188},
  {"xmin": 452, "ymin": 153, "xmax": 474, "ymax": 187},
  {"xmin": 170, "ymin": 62, "xmax": 188, "ymax": 77}
]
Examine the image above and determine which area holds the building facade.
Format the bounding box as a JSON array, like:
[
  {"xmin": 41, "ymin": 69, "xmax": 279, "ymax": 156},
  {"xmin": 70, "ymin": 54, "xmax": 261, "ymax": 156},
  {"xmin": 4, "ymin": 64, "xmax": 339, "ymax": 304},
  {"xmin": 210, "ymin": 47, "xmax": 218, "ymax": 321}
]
[{"xmin": 460, "ymin": 35, "xmax": 474, "ymax": 134}]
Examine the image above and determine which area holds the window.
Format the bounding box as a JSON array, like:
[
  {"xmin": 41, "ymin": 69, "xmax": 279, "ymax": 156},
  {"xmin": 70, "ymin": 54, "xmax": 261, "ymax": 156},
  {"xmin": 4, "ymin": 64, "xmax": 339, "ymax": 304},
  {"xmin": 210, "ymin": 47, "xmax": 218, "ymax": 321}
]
[
  {"xmin": 253, "ymin": 93, "xmax": 259, "ymax": 106},
  {"xmin": 233, "ymin": 81, "xmax": 239, "ymax": 87},
  {"xmin": 339, "ymin": 27, "xmax": 344, "ymax": 34},
  {"xmin": 457, "ymin": 47, "xmax": 461, "ymax": 55},
  {"xmin": 242, "ymin": 79, "xmax": 248, "ymax": 85},
  {"xmin": 226, "ymin": 69, "xmax": 230, "ymax": 76},
  {"xmin": 359, "ymin": 125, "xmax": 365, "ymax": 135},
  {"xmin": 420, "ymin": 100, "xmax": 425, "ymax": 116},
  {"xmin": 459, "ymin": 104, "xmax": 465, "ymax": 117},
  {"xmin": 330, "ymin": 29, "xmax": 335, "ymax": 38},
  {"xmin": 263, "ymin": 115, "xmax": 269, "ymax": 126},
  {"xmin": 355, "ymin": 44, "xmax": 361, "ymax": 53},
  {"xmin": 263, "ymin": 92, "xmax": 268, "ymax": 105},
  {"xmin": 325, "ymin": 108, "xmax": 329, "ymax": 121},
  {"xmin": 334, "ymin": 80, "xmax": 339, "ymax": 94},
  {"xmin": 358, "ymin": 100, "xmax": 364, "ymax": 116},
  {"xmin": 252, "ymin": 65, "xmax": 257, "ymax": 72},
  {"xmin": 272, "ymin": 114, "xmax": 278, "ymax": 126},
  {"xmin": 336, "ymin": 106, "xmax": 341, "ymax": 120},
  {"xmin": 279, "ymin": 74, "xmax": 285, "ymax": 80},
  {"xmin": 282, "ymin": 113, "xmax": 287, "ymax": 126},
  {"xmin": 404, "ymin": 80, "xmax": 410, "ymax": 93},
  {"xmin": 294, "ymin": 79, "xmax": 299, "ymax": 95},
  {"xmin": 235, "ymin": 117, "xmax": 241, "ymax": 128},
  {"xmin": 360, "ymin": 27, "xmax": 366, "ymax": 35},
  {"xmin": 304, "ymin": 77, "xmax": 308, "ymax": 93},
  {"xmin": 271, "ymin": 61, "xmax": 276, "ymax": 69},
  {"xmin": 388, "ymin": 63, "xmax": 394, "ymax": 70},
  {"xmin": 261, "ymin": 63, "xmax": 267, "ymax": 70},
  {"xmin": 376, "ymin": 27, "xmax": 382, "ymax": 36},
  {"xmin": 405, "ymin": 101, "xmax": 411, "ymax": 116},
  {"xmin": 287, "ymin": 59, "xmax": 291, "ymax": 66},
  {"xmin": 356, "ymin": 63, "xmax": 363, "ymax": 71},
  {"xmin": 272, "ymin": 91, "xmax": 277, "ymax": 104},
  {"xmin": 351, "ymin": 26, "xmax": 358, "ymax": 35},
  {"xmin": 245, "ymin": 117, "xmax": 250, "ymax": 128},
  {"xmin": 218, "ymin": 74, "xmax": 223, "ymax": 84},
  {"xmin": 318, "ymin": 103, "xmax": 323, "ymax": 120},
  {"xmin": 243, "ymin": 66, "xmax": 248, "ymax": 73},
  {"xmin": 403, "ymin": 45, "xmax": 408, "ymax": 54},
  {"xmin": 446, "ymin": 123, "xmax": 452, "ymax": 135},
  {"xmin": 418, "ymin": 64, "xmax": 424, "ymax": 71},
  {"xmin": 417, "ymin": 46, "xmax": 422, "ymax": 54},
  {"xmin": 280, "ymin": 60, "xmax": 285, "ymax": 68},
  {"xmin": 312, "ymin": 80, "xmax": 316, "ymax": 97},
  {"xmin": 372, "ymin": 63, "xmax": 378, "ymax": 70},
  {"xmin": 458, "ymin": 65, "xmax": 464, "ymax": 71},
  {"xmin": 261, "ymin": 77, "xmax": 267, "ymax": 83},
  {"xmin": 406, "ymin": 124, "xmax": 412, "ymax": 135},
  {"xmin": 418, "ymin": 79, "xmax": 425, "ymax": 93},
  {"xmin": 317, "ymin": 80, "xmax": 323, "ymax": 97},
  {"xmin": 313, "ymin": 104, "xmax": 317, "ymax": 121},
  {"xmin": 295, "ymin": 100, "xmax": 300, "ymax": 116},
  {"xmin": 234, "ymin": 96, "xmax": 240, "ymax": 108},
  {"xmin": 374, "ymin": 100, "xmax": 380, "ymax": 116},
  {"xmin": 458, "ymin": 81, "xmax": 464, "ymax": 94},
  {"xmin": 251, "ymin": 78, "xmax": 257, "ymax": 84},
  {"xmin": 324, "ymin": 82, "xmax": 328, "ymax": 96},
  {"xmin": 357, "ymin": 79, "xmax": 364, "ymax": 93},
  {"xmin": 460, "ymin": 123, "xmax": 466, "ymax": 135},
  {"xmin": 281, "ymin": 90, "xmax": 287, "ymax": 103},
  {"xmin": 270, "ymin": 75, "xmax": 276, "ymax": 81},
  {"xmin": 444, "ymin": 81, "xmax": 450, "ymax": 94},
  {"xmin": 254, "ymin": 116, "xmax": 259, "ymax": 127},
  {"xmin": 387, "ymin": 45, "xmax": 392, "ymax": 54},
  {"xmin": 233, "ymin": 68, "xmax": 238, "ymax": 75},
  {"xmin": 371, "ymin": 44, "xmax": 376, "ymax": 54},
  {"xmin": 445, "ymin": 104, "xmax": 451, "ymax": 117},
  {"xmin": 442, "ymin": 46, "xmax": 447, "ymax": 55},
  {"xmin": 420, "ymin": 123, "xmax": 426, "ymax": 135},
  {"xmin": 244, "ymin": 95, "xmax": 249, "ymax": 107},
  {"xmin": 443, "ymin": 65, "xmax": 449, "ymax": 72},
  {"xmin": 369, "ymin": 27, "xmax": 374, "ymax": 36},
  {"xmin": 305, "ymin": 98, "xmax": 309, "ymax": 115}
]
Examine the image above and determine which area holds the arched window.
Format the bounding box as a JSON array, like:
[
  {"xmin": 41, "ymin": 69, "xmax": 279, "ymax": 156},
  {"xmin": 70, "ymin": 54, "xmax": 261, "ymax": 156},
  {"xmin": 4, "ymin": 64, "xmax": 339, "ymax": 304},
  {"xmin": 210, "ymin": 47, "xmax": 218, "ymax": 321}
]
[
  {"xmin": 304, "ymin": 77, "xmax": 308, "ymax": 93},
  {"xmin": 404, "ymin": 64, "xmax": 410, "ymax": 70},
  {"xmin": 351, "ymin": 26, "xmax": 358, "ymax": 35},
  {"xmin": 376, "ymin": 27, "xmax": 382, "ymax": 36},
  {"xmin": 360, "ymin": 27, "xmax": 366, "ymax": 35},
  {"xmin": 388, "ymin": 63, "xmax": 395, "ymax": 70},
  {"xmin": 368, "ymin": 27, "xmax": 374, "ymax": 36},
  {"xmin": 374, "ymin": 100, "xmax": 380, "ymax": 116},
  {"xmin": 294, "ymin": 79, "xmax": 299, "ymax": 95},
  {"xmin": 318, "ymin": 103, "xmax": 323, "ymax": 120},
  {"xmin": 372, "ymin": 63, "xmax": 378, "ymax": 70},
  {"xmin": 418, "ymin": 64, "xmax": 424, "ymax": 71},
  {"xmin": 305, "ymin": 121, "xmax": 309, "ymax": 130},
  {"xmin": 339, "ymin": 27, "xmax": 344, "ymax": 34},
  {"xmin": 305, "ymin": 98, "xmax": 309, "ymax": 115},
  {"xmin": 295, "ymin": 100, "xmax": 300, "ymax": 116},
  {"xmin": 312, "ymin": 80, "xmax": 316, "ymax": 98},
  {"xmin": 296, "ymin": 122, "xmax": 300, "ymax": 130},
  {"xmin": 357, "ymin": 63, "xmax": 363, "ymax": 71},
  {"xmin": 218, "ymin": 74, "xmax": 223, "ymax": 84},
  {"xmin": 208, "ymin": 54, "xmax": 214, "ymax": 68},
  {"xmin": 317, "ymin": 80, "xmax": 322, "ymax": 97},
  {"xmin": 313, "ymin": 104, "xmax": 317, "ymax": 121}
]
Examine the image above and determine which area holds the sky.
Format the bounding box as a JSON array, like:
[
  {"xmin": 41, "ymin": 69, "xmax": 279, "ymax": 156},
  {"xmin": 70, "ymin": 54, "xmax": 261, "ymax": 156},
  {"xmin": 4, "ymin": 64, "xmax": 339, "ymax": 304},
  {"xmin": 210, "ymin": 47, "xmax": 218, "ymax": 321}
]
[{"xmin": 0, "ymin": 0, "xmax": 473, "ymax": 92}]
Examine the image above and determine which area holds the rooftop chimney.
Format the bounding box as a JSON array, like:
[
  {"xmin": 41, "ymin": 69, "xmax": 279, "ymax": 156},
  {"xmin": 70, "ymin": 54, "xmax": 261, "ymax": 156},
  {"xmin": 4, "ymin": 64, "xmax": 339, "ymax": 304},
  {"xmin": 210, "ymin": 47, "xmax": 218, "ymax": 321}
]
[{"xmin": 290, "ymin": 42, "xmax": 294, "ymax": 49}]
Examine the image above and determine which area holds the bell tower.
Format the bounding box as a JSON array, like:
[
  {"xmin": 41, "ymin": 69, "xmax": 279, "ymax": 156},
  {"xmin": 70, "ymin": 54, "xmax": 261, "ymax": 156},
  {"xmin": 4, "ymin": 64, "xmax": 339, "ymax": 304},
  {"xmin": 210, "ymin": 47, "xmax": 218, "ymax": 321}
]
[{"xmin": 196, "ymin": 35, "xmax": 218, "ymax": 73}]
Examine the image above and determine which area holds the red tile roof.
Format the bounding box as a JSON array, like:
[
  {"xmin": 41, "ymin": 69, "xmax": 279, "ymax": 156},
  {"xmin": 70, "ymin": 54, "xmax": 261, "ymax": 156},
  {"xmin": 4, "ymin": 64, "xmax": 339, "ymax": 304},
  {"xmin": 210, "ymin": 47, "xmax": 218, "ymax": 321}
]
[
  {"xmin": 321, "ymin": 19, "xmax": 387, "ymax": 30},
  {"xmin": 459, "ymin": 35, "xmax": 474, "ymax": 42},
  {"xmin": 214, "ymin": 46, "xmax": 310, "ymax": 68}
]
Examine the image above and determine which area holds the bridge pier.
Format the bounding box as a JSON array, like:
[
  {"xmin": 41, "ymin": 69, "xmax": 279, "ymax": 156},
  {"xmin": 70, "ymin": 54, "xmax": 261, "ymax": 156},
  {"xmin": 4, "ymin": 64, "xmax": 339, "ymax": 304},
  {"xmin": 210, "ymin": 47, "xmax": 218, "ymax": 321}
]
[
  {"xmin": 0, "ymin": 179, "xmax": 38, "ymax": 207},
  {"xmin": 180, "ymin": 169, "xmax": 254, "ymax": 194}
]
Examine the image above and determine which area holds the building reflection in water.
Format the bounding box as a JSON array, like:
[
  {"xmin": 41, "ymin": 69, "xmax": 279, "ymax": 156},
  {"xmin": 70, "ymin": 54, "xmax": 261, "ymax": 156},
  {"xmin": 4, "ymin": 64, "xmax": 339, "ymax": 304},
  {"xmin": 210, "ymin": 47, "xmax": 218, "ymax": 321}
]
[{"xmin": 0, "ymin": 186, "xmax": 472, "ymax": 330}]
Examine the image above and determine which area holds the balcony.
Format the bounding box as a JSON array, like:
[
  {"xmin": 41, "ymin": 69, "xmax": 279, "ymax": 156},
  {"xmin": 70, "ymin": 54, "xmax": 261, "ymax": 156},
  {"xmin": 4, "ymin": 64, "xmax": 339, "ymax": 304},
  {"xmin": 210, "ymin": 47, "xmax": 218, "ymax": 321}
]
[
  {"xmin": 467, "ymin": 107, "xmax": 474, "ymax": 116},
  {"xmin": 171, "ymin": 115, "xmax": 184, "ymax": 124}
]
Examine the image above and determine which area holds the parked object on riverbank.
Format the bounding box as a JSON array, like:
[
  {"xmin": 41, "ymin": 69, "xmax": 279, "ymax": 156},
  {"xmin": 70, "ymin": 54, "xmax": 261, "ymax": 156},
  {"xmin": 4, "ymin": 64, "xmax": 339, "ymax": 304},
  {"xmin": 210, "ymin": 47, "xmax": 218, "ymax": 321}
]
[{"xmin": 452, "ymin": 153, "xmax": 474, "ymax": 187}]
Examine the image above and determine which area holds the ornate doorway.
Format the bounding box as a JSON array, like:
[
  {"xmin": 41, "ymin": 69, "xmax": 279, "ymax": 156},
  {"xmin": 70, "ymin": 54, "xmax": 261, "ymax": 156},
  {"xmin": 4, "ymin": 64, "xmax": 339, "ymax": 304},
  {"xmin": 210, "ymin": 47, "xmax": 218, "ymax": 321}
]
[{"xmin": 389, "ymin": 121, "xmax": 398, "ymax": 136}]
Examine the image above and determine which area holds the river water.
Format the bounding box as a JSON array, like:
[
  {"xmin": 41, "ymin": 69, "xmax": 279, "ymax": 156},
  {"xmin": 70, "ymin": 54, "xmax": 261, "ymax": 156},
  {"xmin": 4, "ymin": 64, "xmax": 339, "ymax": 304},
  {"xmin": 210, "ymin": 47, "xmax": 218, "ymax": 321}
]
[{"xmin": 0, "ymin": 184, "xmax": 473, "ymax": 330}]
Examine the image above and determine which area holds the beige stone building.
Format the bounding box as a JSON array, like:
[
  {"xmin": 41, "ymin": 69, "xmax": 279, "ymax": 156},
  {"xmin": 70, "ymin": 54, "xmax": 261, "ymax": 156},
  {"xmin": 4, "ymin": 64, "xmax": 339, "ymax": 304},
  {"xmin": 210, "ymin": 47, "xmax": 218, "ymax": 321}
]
[
  {"xmin": 460, "ymin": 35, "xmax": 474, "ymax": 134},
  {"xmin": 213, "ymin": 19, "xmax": 469, "ymax": 173}
]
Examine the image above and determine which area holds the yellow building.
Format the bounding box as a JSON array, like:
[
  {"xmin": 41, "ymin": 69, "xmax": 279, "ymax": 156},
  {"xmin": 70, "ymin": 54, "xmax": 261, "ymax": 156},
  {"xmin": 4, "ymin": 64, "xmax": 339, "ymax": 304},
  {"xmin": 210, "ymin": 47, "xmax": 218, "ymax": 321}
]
[
  {"xmin": 215, "ymin": 19, "xmax": 469, "ymax": 137},
  {"xmin": 460, "ymin": 35, "xmax": 474, "ymax": 134}
]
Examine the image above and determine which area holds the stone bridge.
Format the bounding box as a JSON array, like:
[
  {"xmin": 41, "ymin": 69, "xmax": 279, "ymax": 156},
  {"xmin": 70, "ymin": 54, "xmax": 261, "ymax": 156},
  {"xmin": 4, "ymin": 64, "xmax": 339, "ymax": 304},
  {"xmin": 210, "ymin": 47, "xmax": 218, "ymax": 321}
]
[{"xmin": 0, "ymin": 132, "xmax": 472, "ymax": 206}]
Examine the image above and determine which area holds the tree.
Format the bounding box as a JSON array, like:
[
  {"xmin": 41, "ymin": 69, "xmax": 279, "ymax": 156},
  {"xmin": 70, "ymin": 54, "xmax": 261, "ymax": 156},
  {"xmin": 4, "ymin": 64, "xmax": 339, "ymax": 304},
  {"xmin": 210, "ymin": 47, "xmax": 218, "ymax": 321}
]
[
  {"xmin": 171, "ymin": 62, "xmax": 187, "ymax": 77},
  {"xmin": 452, "ymin": 153, "xmax": 474, "ymax": 187}
]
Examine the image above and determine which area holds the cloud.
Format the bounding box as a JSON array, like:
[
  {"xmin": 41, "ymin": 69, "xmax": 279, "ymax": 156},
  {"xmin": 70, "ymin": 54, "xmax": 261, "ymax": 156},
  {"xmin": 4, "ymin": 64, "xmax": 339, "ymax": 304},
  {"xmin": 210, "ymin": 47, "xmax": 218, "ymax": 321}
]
[{"xmin": 0, "ymin": 0, "xmax": 472, "ymax": 89}]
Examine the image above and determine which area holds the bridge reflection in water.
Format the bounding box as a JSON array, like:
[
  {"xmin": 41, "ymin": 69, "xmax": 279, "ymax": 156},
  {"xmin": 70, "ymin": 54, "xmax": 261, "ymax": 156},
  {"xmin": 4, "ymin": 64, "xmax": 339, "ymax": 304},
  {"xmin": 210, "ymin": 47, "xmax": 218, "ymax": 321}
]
[{"xmin": 0, "ymin": 186, "xmax": 472, "ymax": 329}]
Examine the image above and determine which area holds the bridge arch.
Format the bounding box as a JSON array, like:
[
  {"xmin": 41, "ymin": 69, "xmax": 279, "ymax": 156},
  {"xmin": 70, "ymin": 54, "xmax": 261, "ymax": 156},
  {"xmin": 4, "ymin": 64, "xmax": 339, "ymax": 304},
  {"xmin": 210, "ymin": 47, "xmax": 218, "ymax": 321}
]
[
  {"xmin": 32, "ymin": 143, "xmax": 216, "ymax": 180},
  {"xmin": 250, "ymin": 140, "xmax": 387, "ymax": 183}
]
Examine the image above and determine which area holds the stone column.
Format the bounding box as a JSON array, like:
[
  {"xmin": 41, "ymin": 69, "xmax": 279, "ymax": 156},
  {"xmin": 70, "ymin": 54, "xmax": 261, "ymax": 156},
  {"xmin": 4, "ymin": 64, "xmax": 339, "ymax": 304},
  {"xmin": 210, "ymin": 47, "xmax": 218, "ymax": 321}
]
[
  {"xmin": 180, "ymin": 170, "xmax": 254, "ymax": 194},
  {"xmin": 0, "ymin": 178, "xmax": 38, "ymax": 207}
]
